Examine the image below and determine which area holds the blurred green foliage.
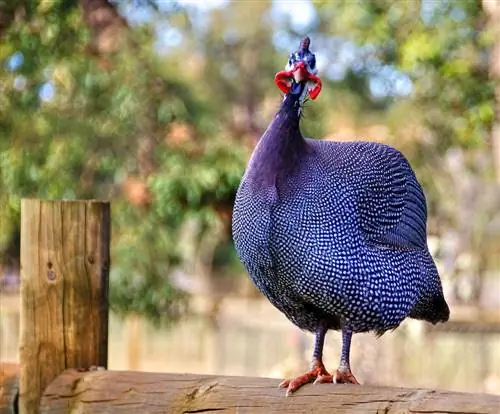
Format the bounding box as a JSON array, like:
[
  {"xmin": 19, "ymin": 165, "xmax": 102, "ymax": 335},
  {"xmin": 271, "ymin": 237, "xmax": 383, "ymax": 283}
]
[
  {"xmin": 1, "ymin": 0, "xmax": 498, "ymax": 320},
  {"xmin": 315, "ymin": 0, "xmax": 494, "ymax": 151},
  {"xmin": 0, "ymin": 0, "xmax": 249, "ymax": 323}
]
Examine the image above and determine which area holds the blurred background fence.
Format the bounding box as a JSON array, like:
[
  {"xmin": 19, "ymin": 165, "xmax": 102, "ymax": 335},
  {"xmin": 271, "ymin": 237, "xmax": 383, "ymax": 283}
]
[{"xmin": 1, "ymin": 0, "xmax": 500, "ymax": 396}]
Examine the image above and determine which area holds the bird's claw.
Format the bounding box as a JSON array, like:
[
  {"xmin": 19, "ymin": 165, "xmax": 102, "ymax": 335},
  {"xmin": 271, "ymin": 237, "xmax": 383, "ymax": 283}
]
[
  {"xmin": 279, "ymin": 380, "xmax": 295, "ymax": 397},
  {"xmin": 334, "ymin": 369, "xmax": 360, "ymax": 385},
  {"xmin": 278, "ymin": 379, "xmax": 290, "ymax": 389},
  {"xmin": 279, "ymin": 360, "xmax": 333, "ymax": 396},
  {"xmin": 313, "ymin": 374, "xmax": 333, "ymax": 384},
  {"xmin": 279, "ymin": 372, "xmax": 316, "ymax": 396}
]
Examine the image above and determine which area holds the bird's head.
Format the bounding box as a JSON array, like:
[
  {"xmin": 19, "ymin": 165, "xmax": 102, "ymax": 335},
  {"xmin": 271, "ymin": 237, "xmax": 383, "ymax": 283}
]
[{"xmin": 274, "ymin": 36, "xmax": 322, "ymax": 105}]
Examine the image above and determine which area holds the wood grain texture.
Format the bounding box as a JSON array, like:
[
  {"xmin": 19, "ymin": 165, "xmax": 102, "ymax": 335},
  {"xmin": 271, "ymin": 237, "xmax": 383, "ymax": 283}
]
[
  {"xmin": 41, "ymin": 370, "xmax": 500, "ymax": 414},
  {"xmin": 19, "ymin": 199, "xmax": 110, "ymax": 414},
  {"xmin": 0, "ymin": 363, "xmax": 19, "ymax": 414}
]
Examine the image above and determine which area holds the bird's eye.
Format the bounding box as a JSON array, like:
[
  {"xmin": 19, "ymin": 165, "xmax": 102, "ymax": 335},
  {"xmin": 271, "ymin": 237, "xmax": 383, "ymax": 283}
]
[{"xmin": 309, "ymin": 55, "xmax": 316, "ymax": 69}]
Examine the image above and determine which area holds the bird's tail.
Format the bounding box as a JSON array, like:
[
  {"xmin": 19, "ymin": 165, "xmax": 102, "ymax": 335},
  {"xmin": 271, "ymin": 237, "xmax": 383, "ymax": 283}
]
[{"xmin": 409, "ymin": 293, "xmax": 450, "ymax": 324}]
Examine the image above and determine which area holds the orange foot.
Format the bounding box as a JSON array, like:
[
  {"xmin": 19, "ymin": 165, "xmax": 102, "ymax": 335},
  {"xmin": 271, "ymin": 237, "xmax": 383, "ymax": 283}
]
[
  {"xmin": 335, "ymin": 368, "xmax": 359, "ymax": 384},
  {"xmin": 279, "ymin": 359, "xmax": 333, "ymax": 396}
]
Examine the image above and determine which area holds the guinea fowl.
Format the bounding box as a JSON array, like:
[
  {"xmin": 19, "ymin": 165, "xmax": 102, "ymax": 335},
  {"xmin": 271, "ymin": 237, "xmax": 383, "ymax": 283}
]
[{"xmin": 232, "ymin": 37, "xmax": 450, "ymax": 396}]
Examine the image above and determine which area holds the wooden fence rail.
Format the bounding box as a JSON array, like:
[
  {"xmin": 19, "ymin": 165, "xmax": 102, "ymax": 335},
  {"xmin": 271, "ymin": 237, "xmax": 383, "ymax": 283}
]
[{"xmin": 1, "ymin": 367, "xmax": 499, "ymax": 414}]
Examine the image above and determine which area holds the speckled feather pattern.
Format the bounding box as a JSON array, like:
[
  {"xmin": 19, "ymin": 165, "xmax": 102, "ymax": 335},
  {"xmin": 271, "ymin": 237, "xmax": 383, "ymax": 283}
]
[{"xmin": 232, "ymin": 95, "xmax": 449, "ymax": 336}]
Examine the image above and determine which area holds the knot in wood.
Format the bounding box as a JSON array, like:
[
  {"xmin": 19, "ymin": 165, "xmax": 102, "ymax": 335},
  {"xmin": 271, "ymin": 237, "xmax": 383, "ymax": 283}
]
[{"xmin": 46, "ymin": 270, "xmax": 56, "ymax": 281}]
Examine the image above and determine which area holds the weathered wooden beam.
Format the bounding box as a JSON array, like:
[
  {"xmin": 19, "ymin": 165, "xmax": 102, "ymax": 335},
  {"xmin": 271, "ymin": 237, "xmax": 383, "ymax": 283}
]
[
  {"xmin": 19, "ymin": 199, "xmax": 110, "ymax": 414},
  {"xmin": 0, "ymin": 363, "xmax": 19, "ymax": 413},
  {"xmin": 40, "ymin": 370, "xmax": 500, "ymax": 414}
]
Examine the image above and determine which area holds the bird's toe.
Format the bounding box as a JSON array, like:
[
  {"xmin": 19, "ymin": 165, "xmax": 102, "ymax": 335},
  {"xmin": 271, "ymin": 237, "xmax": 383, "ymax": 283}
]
[
  {"xmin": 334, "ymin": 369, "xmax": 360, "ymax": 385},
  {"xmin": 313, "ymin": 373, "xmax": 334, "ymax": 384},
  {"xmin": 278, "ymin": 379, "xmax": 290, "ymax": 389},
  {"xmin": 279, "ymin": 371, "xmax": 317, "ymax": 396}
]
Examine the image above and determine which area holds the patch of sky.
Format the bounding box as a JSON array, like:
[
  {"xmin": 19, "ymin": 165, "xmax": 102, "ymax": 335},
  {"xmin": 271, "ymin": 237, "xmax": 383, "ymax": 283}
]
[
  {"xmin": 39, "ymin": 82, "xmax": 55, "ymax": 102},
  {"xmin": 272, "ymin": 30, "xmax": 298, "ymax": 54},
  {"xmin": 120, "ymin": 2, "xmax": 154, "ymax": 26},
  {"xmin": 270, "ymin": 0, "xmax": 317, "ymax": 33},
  {"xmin": 369, "ymin": 66, "xmax": 413, "ymax": 98},
  {"xmin": 177, "ymin": 0, "xmax": 228, "ymax": 11},
  {"xmin": 5, "ymin": 51, "xmax": 24, "ymax": 72},
  {"xmin": 155, "ymin": 22, "xmax": 183, "ymax": 55}
]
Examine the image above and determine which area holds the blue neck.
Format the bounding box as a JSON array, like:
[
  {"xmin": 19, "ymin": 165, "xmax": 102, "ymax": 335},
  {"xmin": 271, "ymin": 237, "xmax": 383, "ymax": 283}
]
[{"xmin": 245, "ymin": 93, "xmax": 306, "ymax": 189}]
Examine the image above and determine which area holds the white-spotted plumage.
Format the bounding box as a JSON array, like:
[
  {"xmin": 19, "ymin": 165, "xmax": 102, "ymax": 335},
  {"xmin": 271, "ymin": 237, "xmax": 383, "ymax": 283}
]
[{"xmin": 232, "ymin": 92, "xmax": 449, "ymax": 337}]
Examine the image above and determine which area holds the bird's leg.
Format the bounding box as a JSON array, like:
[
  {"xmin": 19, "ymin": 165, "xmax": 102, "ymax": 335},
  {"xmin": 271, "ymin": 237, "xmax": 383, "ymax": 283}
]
[
  {"xmin": 279, "ymin": 325, "xmax": 333, "ymax": 396},
  {"xmin": 335, "ymin": 328, "xmax": 360, "ymax": 384}
]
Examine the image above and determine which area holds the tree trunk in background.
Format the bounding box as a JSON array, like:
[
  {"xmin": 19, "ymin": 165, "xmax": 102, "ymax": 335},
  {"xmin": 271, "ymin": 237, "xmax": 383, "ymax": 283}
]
[
  {"xmin": 0, "ymin": 1, "xmax": 25, "ymax": 38},
  {"xmin": 0, "ymin": 3, "xmax": 16, "ymax": 38},
  {"xmin": 78, "ymin": 0, "xmax": 128, "ymax": 55},
  {"xmin": 78, "ymin": 0, "xmax": 154, "ymax": 203},
  {"xmin": 483, "ymin": 0, "xmax": 500, "ymax": 184}
]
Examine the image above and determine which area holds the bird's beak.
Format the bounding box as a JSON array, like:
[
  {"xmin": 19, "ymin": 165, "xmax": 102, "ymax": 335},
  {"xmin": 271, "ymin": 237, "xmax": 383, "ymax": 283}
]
[{"xmin": 292, "ymin": 61, "xmax": 309, "ymax": 83}]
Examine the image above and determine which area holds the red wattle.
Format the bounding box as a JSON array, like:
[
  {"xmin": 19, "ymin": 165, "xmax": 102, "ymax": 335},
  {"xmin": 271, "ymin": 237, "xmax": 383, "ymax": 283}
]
[
  {"xmin": 308, "ymin": 74, "xmax": 322, "ymax": 100},
  {"xmin": 275, "ymin": 69, "xmax": 323, "ymax": 100},
  {"xmin": 274, "ymin": 70, "xmax": 293, "ymax": 94}
]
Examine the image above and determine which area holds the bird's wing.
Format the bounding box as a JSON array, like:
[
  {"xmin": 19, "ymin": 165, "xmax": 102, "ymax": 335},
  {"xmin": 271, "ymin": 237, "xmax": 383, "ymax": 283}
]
[{"xmin": 357, "ymin": 144, "xmax": 428, "ymax": 250}]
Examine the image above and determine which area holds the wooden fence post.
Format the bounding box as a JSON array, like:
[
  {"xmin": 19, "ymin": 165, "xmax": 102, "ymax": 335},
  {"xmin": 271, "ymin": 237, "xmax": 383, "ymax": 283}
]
[{"xmin": 18, "ymin": 199, "xmax": 110, "ymax": 414}]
